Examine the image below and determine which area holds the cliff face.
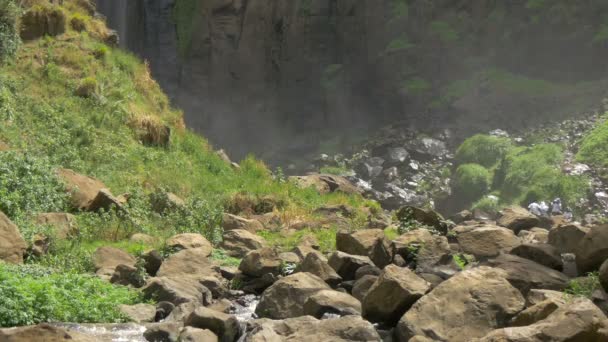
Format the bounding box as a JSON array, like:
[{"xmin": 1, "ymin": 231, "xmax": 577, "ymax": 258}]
[{"xmin": 95, "ymin": 0, "xmax": 608, "ymax": 160}]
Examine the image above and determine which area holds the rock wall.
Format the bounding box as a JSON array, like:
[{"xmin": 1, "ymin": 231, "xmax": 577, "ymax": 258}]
[{"xmin": 95, "ymin": 0, "xmax": 608, "ymax": 160}]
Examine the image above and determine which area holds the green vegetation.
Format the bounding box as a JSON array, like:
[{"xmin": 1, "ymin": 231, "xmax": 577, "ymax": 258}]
[
  {"xmin": 258, "ymin": 227, "xmax": 338, "ymax": 254},
  {"xmin": 0, "ymin": 0, "xmax": 19, "ymax": 61},
  {"xmin": 172, "ymin": 0, "xmax": 199, "ymax": 56},
  {"xmin": 0, "ymin": 263, "xmax": 143, "ymax": 326},
  {"xmin": 453, "ymin": 164, "xmax": 491, "ymax": 203},
  {"xmin": 391, "ymin": 0, "xmax": 408, "ymax": 19},
  {"xmin": 471, "ymin": 195, "xmax": 501, "ymax": 214},
  {"xmin": 319, "ymin": 165, "xmax": 352, "ymax": 176},
  {"xmin": 402, "ymin": 77, "xmax": 431, "ymax": 95},
  {"xmin": 455, "ymin": 134, "xmax": 512, "ymax": 168},
  {"xmin": 564, "ymin": 272, "xmax": 601, "ymax": 300},
  {"xmin": 577, "ymin": 116, "xmax": 608, "ymax": 170},
  {"xmin": 385, "ymin": 36, "xmax": 414, "ymax": 54}
]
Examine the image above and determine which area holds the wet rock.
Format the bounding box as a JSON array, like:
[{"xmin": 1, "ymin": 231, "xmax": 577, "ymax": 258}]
[
  {"xmin": 92, "ymin": 246, "xmax": 136, "ymax": 279},
  {"xmin": 143, "ymin": 322, "xmax": 182, "ymax": 342},
  {"xmin": 454, "ymin": 224, "xmax": 521, "ymax": 259},
  {"xmin": 296, "ymin": 252, "xmax": 342, "ymax": 287},
  {"xmin": 396, "ymin": 267, "xmax": 525, "ymax": 342},
  {"xmin": 483, "ymin": 254, "xmax": 570, "ymax": 295},
  {"xmin": 119, "ymin": 303, "xmax": 156, "ymax": 323},
  {"xmin": 328, "ymin": 251, "xmax": 375, "ymax": 280},
  {"xmin": 497, "ymin": 206, "xmax": 540, "ymax": 233},
  {"xmin": 179, "ymin": 327, "xmax": 219, "ymax": 342},
  {"xmin": 239, "ymin": 248, "xmax": 282, "ymax": 278},
  {"xmin": 255, "ymin": 272, "xmax": 330, "ymax": 319},
  {"xmin": 409, "ymin": 137, "xmax": 448, "ymax": 159},
  {"xmin": 222, "ymin": 213, "xmax": 264, "ymax": 233},
  {"xmin": 221, "ymin": 229, "xmax": 266, "ymax": 258},
  {"xmin": 0, "ymin": 324, "xmax": 94, "ymax": 342},
  {"xmin": 363, "ymin": 265, "xmax": 431, "ymax": 325},
  {"xmin": 548, "ymin": 223, "xmax": 590, "ymax": 254},
  {"xmin": 352, "ymin": 275, "xmax": 378, "ymax": 302},
  {"xmin": 0, "ymin": 212, "xmax": 28, "ymax": 264},
  {"xmin": 184, "ymin": 307, "xmax": 239, "ymax": 342},
  {"xmin": 302, "ymin": 289, "xmax": 362, "ymax": 318},
  {"xmin": 243, "ymin": 315, "xmax": 380, "ymax": 341},
  {"xmin": 476, "ymin": 298, "xmax": 608, "ymax": 342},
  {"xmin": 166, "ymin": 233, "xmax": 213, "ymax": 255},
  {"xmin": 387, "ymin": 147, "xmax": 410, "ymax": 164},
  {"xmin": 143, "ymin": 276, "xmax": 212, "ymax": 306},
  {"xmin": 510, "ymin": 243, "xmax": 563, "ymax": 271},
  {"xmin": 576, "ymin": 224, "xmax": 608, "ymax": 274}
]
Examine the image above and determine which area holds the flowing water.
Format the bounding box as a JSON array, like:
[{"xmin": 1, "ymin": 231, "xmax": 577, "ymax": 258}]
[{"xmin": 54, "ymin": 323, "xmax": 148, "ymax": 341}]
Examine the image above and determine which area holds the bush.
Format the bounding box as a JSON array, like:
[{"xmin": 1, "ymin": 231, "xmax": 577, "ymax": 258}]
[
  {"xmin": 577, "ymin": 118, "xmax": 608, "ymax": 169},
  {"xmin": 69, "ymin": 13, "xmax": 87, "ymax": 32},
  {"xmin": 0, "ymin": 263, "xmax": 143, "ymax": 326},
  {"xmin": 0, "ymin": 151, "xmax": 69, "ymax": 220},
  {"xmin": 455, "ymin": 134, "xmax": 512, "ymax": 168},
  {"xmin": 471, "ymin": 195, "xmax": 501, "ymax": 214},
  {"xmin": 0, "ymin": 0, "xmax": 20, "ymax": 61},
  {"xmin": 75, "ymin": 76, "xmax": 97, "ymax": 97},
  {"xmin": 454, "ymin": 163, "xmax": 491, "ymax": 202}
]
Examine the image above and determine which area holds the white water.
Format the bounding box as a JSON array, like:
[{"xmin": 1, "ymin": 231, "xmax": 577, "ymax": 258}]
[{"xmin": 54, "ymin": 323, "xmax": 147, "ymax": 342}]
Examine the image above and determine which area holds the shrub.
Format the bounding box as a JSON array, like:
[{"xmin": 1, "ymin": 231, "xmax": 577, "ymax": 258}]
[
  {"xmin": 0, "ymin": 151, "xmax": 69, "ymax": 220},
  {"xmin": 455, "ymin": 134, "xmax": 512, "ymax": 168},
  {"xmin": 75, "ymin": 76, "xmax": 97, "ymax": 97},
  {"xmin": 453, "ymin": 163, "xmax": 491, "ymax": 202},
  {"xmin": 564, "ymin": 272, "xmax": 600, "ymax": 299},
  {"xmin": 0, "ymin": 263, "xmax": 143, "ymax": 326},
  {"xmin": 0, "ymin": 0, "xmax": 20, "ymax": 61},
  {"xmin": 471, "ymin": 195, "xmax": 501, "ymax": 213},
  {"xmin": 69, "ymin": 13, "xmax": 87, "ymax": 32},
  {"xmin": 577, "ymin": 118, "xmax": 608, "ymax": 169}
]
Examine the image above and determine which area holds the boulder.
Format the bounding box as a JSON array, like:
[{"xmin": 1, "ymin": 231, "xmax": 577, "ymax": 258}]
[
  {"xmin": 57, "ymin": 168, "xmax": 106, "ymax": 210},
  {"xmin": 328, "ymin": 251, "xmax": 375, "ymax": 280},
  {"xmin": 296, "ymin": 252, "xmax": 342, "ymax": 287},
  {"xmin": 576, "ymin": 225, "xmax": 608, "ymax": 274},
  {"xmin": 548, "ymin": 223, "xmax": 590, "ymax": 254},
  {"xmin": 243, "ymin": 315, "xmax": 380, "ymax": 341},
  {"xmin": 166, "ymin": 233, "xmax": 213, "ymax": 255},
  {"xmin": 222, "ymin": 213, "xmax": 264, "ymax": 233},
  {"xmin": 110, "ymin": 264, "xmax": 144, "ymax": 287},
  {"xmin": 151, "ymin": 192, "xmax": 185, "ymax": 213},
  {"xmin": 483, "ymin": 254, "xmax": 569, "ymax": 295},
  {"xmin": 518, "ymin": 227, "xmax": 549, "ymax": 244},
  {"xmin": 600, "ymin": 259, "xmax": 608, "ymax": 293},
  {"xmin": 119, "ymin": 303, "xmax": 156, "ymax": 323},
  {"xmin": 185, "ymin": 307, "xmax": 239, "ymax": 342},
  {"xmin": 221, "ymin": 229, "xmax": 266, "ymax": 257},
  {"xmin": 526, "ymin": 289, "xmax": 566, "ymax": 307},
  {"xmin": 510, "ymin": 243, "xmax": 563, "ymax": 271},
  {"xmin": 475, "ymin": 298, "xmax": 608, "ymax": 342},
  {"xmin": 454, "ymin": 224, "xmax": 521, "ymax": 259},
  {"xmin": 396, "ymin": 206, "xmax": 447, "ymax": 234},
  {"xmin": 143, "ymin": 322, "xmax": 182, "ymax": 342},
  {"xmin": 88, "ymin": 189, "xmax": 123, "ymax": 212},
  {"xmin": 179, "ymin": 327, "xmax": 219, "ymax": 342},
  {"xmin": 0, "ymin": 212, "xmax": 26, "ymax": 264},
  {"xmin": 392, "ymin": 228, "xmax": 451, "ymax": 270},
  {"xmin": 156, "ymin": 248, "xmax": 218, "ymax": 280},
  {"xmin": 289, "ymin": 174, "xmax": 362, "ymax": 195},
  {"xmin": 256, "ymin": 272, "xmax": 330, "ymax": 319},
  {"xmin": 130, "ymin": 233, "xmax": 156, "ymax": 245},
  {"xmin": 497, "ymin": 206, "xmax": 540, "ymax": 233},
  {"xmin": 143, "ymin": 276, "xmax": 212, "ymax": 306},
  {"xmin": 336, "ymin": 229, "xmax": 392, "ymax": 267},
  {"xmin": 302, "ymin": 289, "xmax": 362, "ymax": 318},
  {"xmin": 362, "ymin": 265, "xmax": 431, "ymax": 324},
  {"xmin": 142, "ymin": 250, "xmax": 163, "ymax": 276},
  {"xmin": 92, "ymin": 246, "xmax": 136, "ymax": 278},
  {"xmin": 355, "ymin": 264, "xmax": 382, "ymax": 279},
  {"xmin": 352, "ymin": 275, "xmax": 378, "ymax": 302},
  {"xmin": 293, "ymin": 244, "xmax": 325, "ymax": 261},
  {"xmin": 0, "ymin": 324, "xmax": 94, "ymax": 342},
  {"xmin": 396, "ymin": 267, "xmax": 525, "ymax": 342},
  {"xmin": 239, "ymin": 248, "xmax": 282, "ymax": 278},
  {"xmin": 510, "ymin": 299, "xmax": 564, "ymax": 327},
  {"xmin": 34, "ymin": 212, "xmax": 77, "ymax": 239}
]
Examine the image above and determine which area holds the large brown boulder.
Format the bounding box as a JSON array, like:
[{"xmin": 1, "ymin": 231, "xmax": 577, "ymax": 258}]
[
  {"xmin": 352, "ymin": 275, "xmax": 378, "ymax": 302},
  {"xmin": 295, "ymin": 252, "xmax": 342, "ymax": 287},
  {"xmin": 497, "ymin": 206, "xmax": 540, "ymax": 233},
  {"xmin": 157, "ymin": 248, "xmax": 219, "ymax": 280},
  {"xmin": 34, "ymin": 213, "xmax": 78, "ymax": 239},
  {"xmin": 483, "ymin": 254, "xmax": 569, "ymax": 295},
  {"xmin": 510, "ymin": 243, "xmax": 563, "ymax": 271},
  {"xmin": 548, "ymin": 223, "xmax": 590, "ymax": 254},
  {"xmin": 92, "ymin": 246, "xmax": 136, "ymax": 278},
  {"xmin": 222, "ymin": 213, "xmax": 264, "ymax": 233},
  {"xmin": 396, "ymin": 267, "xmax": 526, "ymax": 342},
  {"xmin": 362, "ymin": 265, "xmax": 430, "ymax": 324},
  {"xmin": 0, "ymin": 212, "xmax": 26, "ymax": 264},
  {"xmin": 56, "ymin": 168, "xmax": 106, "ymax": 211},
  {"xmin": 0, "ymin": 324, "xmax": 94, "ymax": 342},
  {"xmin": 328, "ymin": 251, "xmax": 375, "ymax": 280},
  {"xmin": 396, "ymin": 206, "xmax": 447, "ymax": 233},
  {"xmin": 302, "ymin": 289, "xmax": 362, "ymax": 318},
  {"xmin": 289, "ymin": 174, "xmax": 362, "ymax": 195},
  {"xmin": 255, "ymin": 272, "xmax": 330, "ymax": 319},
  {"xmin": 336, "ymin": 229, "xmax": 391, "ymax": 265},
  {"xmin": 119, "ymin": 303, "xmax": 156, "ymax": 323},
  {"xmin": 87, "ymin": 188, "xmax": 123, "ymax": 212},
  {"xmin": 166, "ymin": 233, "xmax": 213, "ymax": 254},
  {"xmin": 600, "ymin": 259, "xmax": 608, "ymax": 293},
  {"xmin": 392, "ymin": 228, "xmax": 451, "ymax": 271},
  {"xmin": 454, "ymin": 224, "xmax": 521, "ymax": 258},
  {"xmin": 243, "ymin": 315, "xmax": 380, "ymax": 341},
  {"xmin": 180, "ymin": 327, "xmax": 219, "ymax": 342},
  {"xmin": 475, "ymin": 298, "xmax": 608, "ymax": 342},
  {"xmin": 576, "ymin": 225, "xmax": 608, "ymax": 274},
  {"xmin": 185, "ymin": 307, "xmax": 240, "ymax": 342},
  {"xmin": 239, "ymin": 247, "xmax": 282, "ymax": 278},
  {"xmin": 221, "ymin": 229, "xmax": 266, "ymax": 257},
  {"xmin": 143, "ymin": 276, "xmax": 212, "ymax": 305}
]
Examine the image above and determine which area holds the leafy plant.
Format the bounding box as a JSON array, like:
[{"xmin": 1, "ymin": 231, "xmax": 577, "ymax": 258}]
[
  {"xmin": 455, "ymin": 134, "xmax": 512, "ymax": 168},
  {"xmin": 564, "ymin": 272, "xmax": 601, "ymax": 299},
  {"xmin": 0, "ymin": 0, "xmax": 20, "ymax": 61},
  {"xmin": 453, "ymin": 164, "xmax": 491, "ymax": 202}
]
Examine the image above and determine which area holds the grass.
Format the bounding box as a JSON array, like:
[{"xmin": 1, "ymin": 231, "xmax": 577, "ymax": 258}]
[
  {"xmin": 453, "ymin": 164, "xmax": 491, "ymax": 203},
  {"xmin": 564, "ymin": 272, "xmax": 601, "ymax": 300},
  {"xmin": 455, "ymin": 134, "xmax": 512, "ymax": 168},
  {"xmin": 577, "ymin": 114, "xmax": 608, "ymax": 170},
  {"xmin": 258, "ymin": 226, "xmax": 339, "ymax": 254}
]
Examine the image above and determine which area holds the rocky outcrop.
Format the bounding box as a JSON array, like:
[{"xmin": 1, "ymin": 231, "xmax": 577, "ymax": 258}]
[
  {"xmin": 56, "ymin": 168, "xmax": 106, "ymax": 211},
  {"xmin": 221, "ymin": 229, "xmax": 266, "ymax": 257},
  {"xmin": 0, "ymin": 212, "xmax": 26, "ymax": 264},
  {"xmin": 548, "ymin": 223, "xmax": 590, "ymax": 254},
  {"xmin": 336, "ymin": 229, "xmax": 391, "ymax": 268},
  {"xmin": 302, "ymin": 289, "xmax": 362, "ymax": 318},
  {"xmin": 239, "ymin": 247, "xmax": 282, "ymax": 278},
  {"xmin": 143, "ymin": 276, "xmax": 212, "ymax": 306},
  {"xmin": 34, "ymin": 213, "xmax": 78, "ymax": 239},
  {"xmin": 396, "ymin": 267, "xmax": 526, "ymax": 342},
  {"xmin": 184, "ymin": 307, "xmax": 240, "ymax": 342},
  {"xmin": 157, "ymin": 248, "xmax": 218, "ymax": 280},
  {"xmin": 392, "ymin": 228, "xmax": 451, "ymax": 270},
  {"xmin": 510, "ymin": 243, "xmax": 563, "ymax": 271},
  {"xmin": 222, "ymin": 213, "xmax": 264, "ymax": 233},
  {"xmin": 296, "ymin": 252, "xmax": 342, "ymax": 287},
  {"xmin": 328, "ymin": 251, "xmax": 375, "ymax": 280},
  {"xmin": 576, "ymin": 225, "xmax": 608, "ymax": 274},
  {"xmin": 454, "ymin": 224, "xmax": 521, "ymax": 258},
  {"xmin": 119, "ymin": 303, "xmax": 156, "ymax": 323},
  {"xmin": 92, "ymin": 246, "xmax": 136, "ymax": 279},
  {"xmin": 166, "ymin": 233, "xmax": 213, "ymax": 254},
  {"xmin": 497, "ymin": 206, "xmax": 540, "ymax": 233}
]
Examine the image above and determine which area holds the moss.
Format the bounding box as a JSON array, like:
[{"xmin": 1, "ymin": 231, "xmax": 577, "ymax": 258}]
[
  {"xmin": 455, "ymin": 134, "xmax": 512, "ymax": 168},
  {"xmin": 454, "ymin": 163, "xmax": 491, "ymax": 202},
  {"xmin": 172, "ymin": 0, "xmax": 200, "ymax": 57}
]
